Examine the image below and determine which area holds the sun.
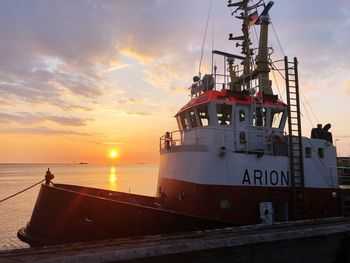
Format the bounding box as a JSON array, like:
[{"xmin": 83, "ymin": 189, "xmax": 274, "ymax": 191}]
[{"xmin": 109, "ymin": 150, "xmax": 119, "ymax": 159}]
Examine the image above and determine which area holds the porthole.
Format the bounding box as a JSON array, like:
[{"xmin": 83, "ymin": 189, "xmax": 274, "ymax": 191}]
[{"xmin": 220, "ymin": 199, "xmax": 230, "ymax": 209}]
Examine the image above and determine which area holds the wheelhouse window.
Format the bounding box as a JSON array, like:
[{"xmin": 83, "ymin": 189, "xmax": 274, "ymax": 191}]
[
  {"xmin": 253, "ymin": 107, "xmax": 266, "ymax": 127},
  {"xmin": 318, "ymin": 148, "xmax": 324, "ymax": 158},
  {"xmin": 188, "ymin": 109, "xmax": 198, "ymax": 128},
  {"xmin": 197, "ymin": 104, "xmax": 210, "ymax": 126},
  {"xmin": 216, "ymin": 104, "xmax": 232, "ymax": 125},
  {"xmin": 178, "ymin": 114, "xmax": 189, "ymax": 130},
  {"xmin": 305, "ymin": 147, "xmax": 312, "ymax": 158},
  {"xmin": 271, "ymin": 109, "xmax": 284, "ymax": 129},
  {"xmin": 239, "ymin": 110, "xmax": 246, "ymax": 122}
]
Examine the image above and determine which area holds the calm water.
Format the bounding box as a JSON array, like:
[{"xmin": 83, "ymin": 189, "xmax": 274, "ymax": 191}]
[{"xmin": 0, "ymin": 163, "xmax": 158, "ymax": 251}]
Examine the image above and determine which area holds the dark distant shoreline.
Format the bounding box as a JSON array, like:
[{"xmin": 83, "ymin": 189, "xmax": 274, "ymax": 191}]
[
  {"xmin": 0, "ymin": 163, "xmax": 87, "ymax": 166},
  {"xmin": 0, "ymin": 162, "xmax": 157, "ymax": 165}
]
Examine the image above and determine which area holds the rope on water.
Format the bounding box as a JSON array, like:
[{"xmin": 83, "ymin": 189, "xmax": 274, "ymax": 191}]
[{"xmin": 0, "ymin": 179, "xmax": 46, "ymax": 203}]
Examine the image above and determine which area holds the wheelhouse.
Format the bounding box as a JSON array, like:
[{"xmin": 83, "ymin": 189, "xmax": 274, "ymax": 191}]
[
  {"xmin": 176, "ymin": 91, "xmax": 287, "ymax": 131},
  {"xmin": 166, "ymin": 90, "xmax": 288, "ymax": 156}
]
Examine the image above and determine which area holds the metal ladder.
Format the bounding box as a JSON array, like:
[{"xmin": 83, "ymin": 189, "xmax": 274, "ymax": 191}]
[
  {"xmin": 285, "ymin": 56, "xmax": 305, "ymax": 220},
  {"xmin": 338, "ymin": 159, "xmax": 350, "ymax": 217}
]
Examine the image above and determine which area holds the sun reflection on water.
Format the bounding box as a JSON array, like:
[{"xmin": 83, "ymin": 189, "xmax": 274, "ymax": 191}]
[{"xmin": 108, "ymin": 166, "xmax": 118, "ymax": 191}]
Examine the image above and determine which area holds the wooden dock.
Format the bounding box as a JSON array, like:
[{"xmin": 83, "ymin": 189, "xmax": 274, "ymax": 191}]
[{"xmin": 1, "ymin": 217, "xmax": 350, "ymax": 263}]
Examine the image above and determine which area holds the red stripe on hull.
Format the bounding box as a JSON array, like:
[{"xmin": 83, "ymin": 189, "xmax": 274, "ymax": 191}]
[{"xmin": 158, "ymin": 178, "xmax": 343, "ymax": 224}]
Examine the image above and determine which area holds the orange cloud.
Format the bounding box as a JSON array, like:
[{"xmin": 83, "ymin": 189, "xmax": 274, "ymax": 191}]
[
  {"xmin": 120, "ymin": 46, "xmax": 154, "ymax": 64},
  {"xmin": 105, "ymin": 60, "xmax": 129, "ymax": 72}
]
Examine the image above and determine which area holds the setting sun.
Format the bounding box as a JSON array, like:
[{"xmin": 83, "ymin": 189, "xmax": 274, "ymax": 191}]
[{"xmin": 109, "ymin": 150, "xmax": 119, "ymax": 159}]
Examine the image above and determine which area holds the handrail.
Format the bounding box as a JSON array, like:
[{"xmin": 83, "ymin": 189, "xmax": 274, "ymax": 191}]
[{"xmin": 160, "ymin": 126, "xmax": 282, "ymax": 154}]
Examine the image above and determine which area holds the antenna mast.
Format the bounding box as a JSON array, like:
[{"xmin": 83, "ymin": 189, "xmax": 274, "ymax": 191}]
[
  {"xmin": 228, "ymin": 0, "xmax": 274, "ymax": 94},
  {"xmin": 255, "ymin": 1, "xmax": 274, "ymax": 95},
  {"xmin": 198, "ymin": 4, "xmax": 212, "ymax": 77},
  {"xmin": 228, "ymin": 0, "xmax": 252, "ymax": 89}
]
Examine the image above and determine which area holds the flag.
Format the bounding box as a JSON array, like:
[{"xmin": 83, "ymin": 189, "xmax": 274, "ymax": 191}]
[{"xmin": 248, "ymin": 10, "xmax": 259, "ymax": 27}]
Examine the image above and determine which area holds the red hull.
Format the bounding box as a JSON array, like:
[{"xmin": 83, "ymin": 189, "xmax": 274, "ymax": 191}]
[
  {"xmin": 18, "ymin": 179, "xmax": 346, "ymax": 246},
  {"xmin": 18, "ymin": 184, "xmax": 232, "ymax": 246},
  {"xmin": 157, "ymin": 178, "xmax": 344, "ymax": 225}
]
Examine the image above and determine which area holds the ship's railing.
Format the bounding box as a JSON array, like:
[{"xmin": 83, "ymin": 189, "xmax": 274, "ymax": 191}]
[
  {"xmin": 190, "ymin": 73, "xmax": 230, "ymax": 98},
  {"xmin": 190, "ymin": 72, "xmax": 261, "ymax": 98},
  {"xmin": 160, "ymin": 127, "xmax": 278, "ymax": 155},
  {"xmin": 212, "ymin": 73, "xmax": 230, "ymax": 91}
]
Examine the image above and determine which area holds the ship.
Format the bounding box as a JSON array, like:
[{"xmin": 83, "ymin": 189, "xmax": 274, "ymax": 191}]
[{"xmin": 18, "ymin": 0, "xmax": 350, "ymax": 246}]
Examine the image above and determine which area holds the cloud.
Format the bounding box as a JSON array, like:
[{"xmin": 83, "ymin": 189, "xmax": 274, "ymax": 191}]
[
  {"xmin": 0, "ymin": 127, "xmax": 89, "ymax": 136},
  {"xmin": 126, "ymin": 111, "xmax": 152, "ymax": 117},
  {"xmin": 105, "ymin": 60, "xmax": 130, "ymax": 73},
  {"xmin": 120, "ymin": 47, "xmax": 155, "ymax": 64},
  {"xmin": 50, "ymin": 100, "xmax": 94, "ymax": 112},
  {"xmin": 142, "ymin": 55, "xmax": 195, "ymax": 92},
  {"xmin": 0, "ymin": 0, "xmax": 216, "ymax": 106},
  {"xmin": 0, "ymin": 98, "xmax": 13, "ymax": 107},
  {"xmin": 116, "ymin": 97, "xmax": 161, "ymax": 107},
  {"xmin": 0, "ymin": 62, "xmax": 104, "ymax": 111},
  {"xmin": 117, "ymin": 98, "xmax": 144, "ymax": 105},
  {"xmin": 0, "ymin": 112, "xmax": 90, "ymax": 126},
  {"xmin": 269, "ymin": 0, "xmax": 350, "ymax": 94},
  {"xmin": 55, "ymin": 70, "xmax": 105, "ymax": 98},
  {"xmin": 0, "ymin": 1, "xmax": 121, "ymax": 112},
  {"xmin": 0, "ymin": 0, "xmax": 349, "ymax": 133},
  {"xmin": 169, "ymin": 86, "xmax": 188, "ymax": 94},
  {"xmin": 0, "ymin": 0, "xmax": 207, "ymax": 124}
]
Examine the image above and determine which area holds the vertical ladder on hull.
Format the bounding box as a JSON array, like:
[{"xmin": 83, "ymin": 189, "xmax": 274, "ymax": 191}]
[
  {"xmin": 338, "ymin": 159, "xmax": 350, "ymax": 217},
  {"xmin": 285, "ymin": 56, "xmax": 305, "ymax": 220}
]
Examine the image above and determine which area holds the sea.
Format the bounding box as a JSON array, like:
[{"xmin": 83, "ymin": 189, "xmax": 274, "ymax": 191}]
[{"xmin": 0, "ymin": 163, "xmax": 158, "ymax": 251}]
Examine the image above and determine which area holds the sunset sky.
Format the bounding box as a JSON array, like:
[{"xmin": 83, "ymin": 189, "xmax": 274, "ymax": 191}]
[{"xmin": 0, "ymin": 0, "xmax": 349, "ymax": 164}]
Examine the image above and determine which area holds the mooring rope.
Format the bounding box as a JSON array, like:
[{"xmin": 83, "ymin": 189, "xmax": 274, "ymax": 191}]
[{"xmin": 0, "ymin": 179, "xmax": 46, "ymax": 203}]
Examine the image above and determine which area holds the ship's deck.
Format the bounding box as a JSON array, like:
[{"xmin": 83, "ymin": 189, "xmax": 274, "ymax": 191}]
[{"xmin": 54, "ymin": 183, "xmax": 158, "ymax": 208}]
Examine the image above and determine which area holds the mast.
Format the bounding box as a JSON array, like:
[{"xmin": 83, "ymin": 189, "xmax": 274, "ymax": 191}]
[
  {"xmin": 255, "ymin": 1, "xmax": 274, "ymax": 95},
  {"xmin": 228, "ymin": 0, "xmax": 252, "ymax": 90},
  {"xmin": 227, "ymin": 0, "xmax": 274, "ymax": 94}
]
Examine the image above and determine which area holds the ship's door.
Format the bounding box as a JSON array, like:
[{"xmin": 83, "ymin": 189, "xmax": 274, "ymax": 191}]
[
  {"xmin": 235, "ymin": 106, "xmax": 249, "ymax": 151},
  {"xmin": 252, "ymin": 106, "xmax": 267, "ymax": 152}
]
